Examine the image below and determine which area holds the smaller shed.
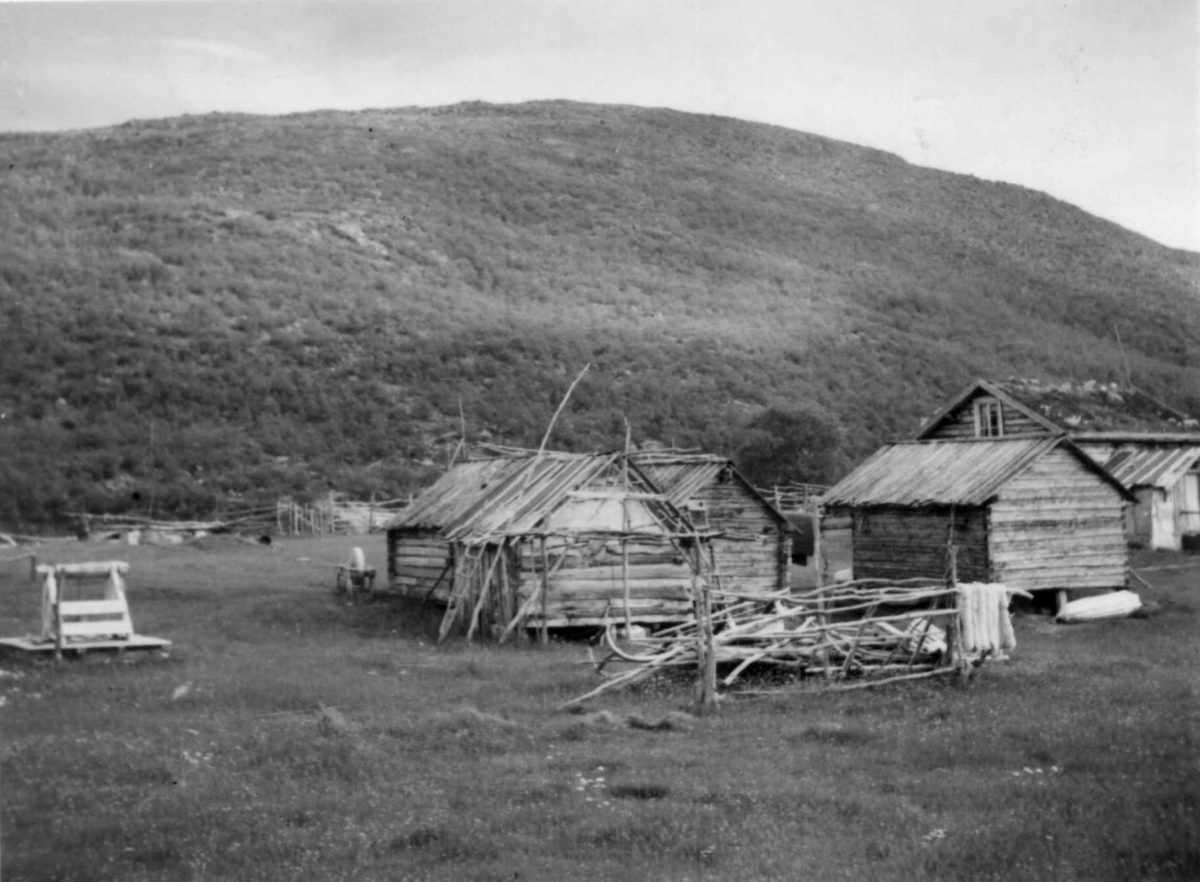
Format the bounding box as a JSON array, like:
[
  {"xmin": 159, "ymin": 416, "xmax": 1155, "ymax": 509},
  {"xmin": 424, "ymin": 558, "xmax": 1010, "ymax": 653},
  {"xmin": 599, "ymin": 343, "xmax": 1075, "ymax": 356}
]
[
  {"xmin": 630, "ymin": 452, "xmax": 794, "ymax": 594},
  {"xmin": 385, "ymin": 451, "xmax": 715, "ymax": 639},
  {"xmin": 1081, "ymin": 439, "xmax": 1200, "ymax": 552},
  {"xmin": 819, "ymin": 437, "xmax": 1132, "ymax": 598}
]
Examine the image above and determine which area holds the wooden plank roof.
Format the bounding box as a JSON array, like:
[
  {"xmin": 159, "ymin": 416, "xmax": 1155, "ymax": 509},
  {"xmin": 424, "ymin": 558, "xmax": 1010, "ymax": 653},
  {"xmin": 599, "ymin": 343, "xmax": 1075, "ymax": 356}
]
[
  {"xmin": 1099, "ymin": 445, "xmax": 1200, "ymax": 490},
  {"xmin": 821, "ymin": 437, "xmax": 1130, "ymax": 508},
  {"xmin": 628, "ymin": 452, "xmax": 727, "ymax": 507},
  {"xmin": 385, "ymin": 451, "xmax": 700, "ymax": 543},
  {"xmin": 630, "ymin": 451, "xmax": 791, "ymax": 526}
]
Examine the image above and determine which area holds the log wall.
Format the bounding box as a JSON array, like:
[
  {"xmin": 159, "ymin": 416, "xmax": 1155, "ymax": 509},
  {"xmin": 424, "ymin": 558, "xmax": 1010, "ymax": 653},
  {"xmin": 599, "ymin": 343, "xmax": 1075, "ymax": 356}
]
[
  {"xmin": 387, "ymin": 528, "xmax": 454, "ymax": 601},
  {"xmin": 988, "ymin": 447, "xmax": 1128, "ymax": 591},
  {"xmin": 1128, "ymin": 487, "xmax": 1155, "ymax": 547},
  {"xmin": 827, "ymin": 505, "xmax": 989, "ymax": 583},
  {"xmin": 818, "ymin": 514, "xmax": 853, "ymax": 583},
  {"xmin": 516, "ymin": 537, "xmax": 696, "ymax": 627},
  {"xmin": 687, "ymin": 475, "xmax": 790, "ymax": 594},
  {"xmin": 924, "ymin": 394, "xmax": 1048, "ymax": 439}
]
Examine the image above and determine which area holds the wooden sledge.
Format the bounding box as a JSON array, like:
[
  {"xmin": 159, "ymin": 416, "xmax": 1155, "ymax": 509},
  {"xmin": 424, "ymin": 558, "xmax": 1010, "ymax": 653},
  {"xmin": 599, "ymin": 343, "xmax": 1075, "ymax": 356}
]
[{"xmin": 0, "ymin": 561, "xmax": 170, "ymax": 657}]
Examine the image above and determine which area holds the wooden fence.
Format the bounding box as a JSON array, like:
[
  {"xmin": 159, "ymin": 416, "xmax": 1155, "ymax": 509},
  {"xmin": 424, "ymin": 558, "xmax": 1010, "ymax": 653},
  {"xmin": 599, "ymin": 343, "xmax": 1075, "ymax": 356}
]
[
  {"xmin": 756, "ymin": 483, "xmax": 829, "ymax": 514},
  {"xmin": 269, "ymin": 496, "xmax": 408, "ymax": 536}
]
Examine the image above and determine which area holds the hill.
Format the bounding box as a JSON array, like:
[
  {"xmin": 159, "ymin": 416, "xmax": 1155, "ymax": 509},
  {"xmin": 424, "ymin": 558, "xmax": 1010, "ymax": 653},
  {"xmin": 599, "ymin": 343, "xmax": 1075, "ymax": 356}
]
[{"xmin": 1, "ymin": 100, "xmax": 1198, "ymax": 527}]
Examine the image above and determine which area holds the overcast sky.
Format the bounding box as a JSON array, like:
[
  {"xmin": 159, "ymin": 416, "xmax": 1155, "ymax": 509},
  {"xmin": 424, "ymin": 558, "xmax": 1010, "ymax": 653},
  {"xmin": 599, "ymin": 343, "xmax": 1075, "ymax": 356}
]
[{"xmin": 2, "ymin": 0, "xmax": 1197, "ymax": 251}]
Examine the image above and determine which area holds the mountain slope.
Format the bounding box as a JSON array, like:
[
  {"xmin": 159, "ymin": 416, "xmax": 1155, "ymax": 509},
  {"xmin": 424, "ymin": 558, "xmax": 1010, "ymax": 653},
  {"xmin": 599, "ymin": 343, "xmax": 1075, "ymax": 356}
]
[{"xmin": 1, "ymin": 100, "xmax": 1197, "ymax": 526}]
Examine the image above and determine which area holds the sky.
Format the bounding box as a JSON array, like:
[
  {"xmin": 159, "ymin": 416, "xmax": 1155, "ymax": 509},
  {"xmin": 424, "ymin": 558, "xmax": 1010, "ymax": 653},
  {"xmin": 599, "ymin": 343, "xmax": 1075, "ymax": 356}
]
[{"xmin": 1, "ymin": 0, "xmax": 1197, "ymax": 251}]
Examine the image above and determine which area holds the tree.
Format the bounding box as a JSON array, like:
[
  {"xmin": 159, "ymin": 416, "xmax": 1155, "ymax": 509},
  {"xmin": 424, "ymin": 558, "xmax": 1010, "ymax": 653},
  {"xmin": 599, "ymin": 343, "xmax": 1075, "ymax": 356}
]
[{"xmin": 735, "ymin": 407, "xmax": 840, "ymax": 488}]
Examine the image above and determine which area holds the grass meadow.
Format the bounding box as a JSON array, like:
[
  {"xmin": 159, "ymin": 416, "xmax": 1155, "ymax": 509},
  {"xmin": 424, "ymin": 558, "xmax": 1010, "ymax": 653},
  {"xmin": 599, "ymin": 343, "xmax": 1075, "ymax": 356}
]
[{"xmin": 1, "ymin": 533, "xmax": 1197, "ymax": 881}]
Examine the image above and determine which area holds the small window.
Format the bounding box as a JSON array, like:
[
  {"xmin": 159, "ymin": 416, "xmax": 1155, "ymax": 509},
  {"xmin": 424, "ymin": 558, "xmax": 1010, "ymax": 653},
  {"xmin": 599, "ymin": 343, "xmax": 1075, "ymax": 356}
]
[{"xmin": 974, "ymin": 399, "xmax": 1003, "ymax": 437}]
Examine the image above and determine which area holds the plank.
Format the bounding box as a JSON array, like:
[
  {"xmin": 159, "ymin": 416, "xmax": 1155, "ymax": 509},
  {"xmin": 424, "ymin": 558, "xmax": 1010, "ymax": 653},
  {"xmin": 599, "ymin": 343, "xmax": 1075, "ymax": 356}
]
[
  {"xmin": 60, "ymin": 620, "xmax": 133, "ymax": 638},
  {"xmin": 992, "ymin": 555, "xmax": 1126, "ymax": 569},
  {"xmin": 0, "ymin": 635, "xmax": 169, "ymax": 653},
  {"xmin": 392, "ymin": 554, "xmax": 452, "ymax": 569},
  {"xmin": 393, "ymin": 565, "xmax": 453, "ymax": 579},
  {"xmin": 549, "ymin": 577, "xmax": 692, "ymax": 594},
  {"xmin": 529, "ymin": 614, "xmax": 689, "ymax": 627},
  {"xmin": 59, "ymin": 599, "xmax": 130, "ymax": 616},
  {"xmin": 547, "ymin": 564, "xmax": 692, "ymax": 582},
  {"xmin": 36, "ymin": 561, "xmax": 130, "ymax": 576},
  {"xmin": 545, "ymin": 585, "xmax": 690, "ymax": 601},
  {"xmin": 997, "ymin": 567, "xmax": 1125, "ymax": 582},
  {"xmin": 988, "ymin": 510, "xmax": 1124, "ymax": 524},
  {"xmin": 545, "ymin": 600, "xmax": 693, "ymax": 616}
]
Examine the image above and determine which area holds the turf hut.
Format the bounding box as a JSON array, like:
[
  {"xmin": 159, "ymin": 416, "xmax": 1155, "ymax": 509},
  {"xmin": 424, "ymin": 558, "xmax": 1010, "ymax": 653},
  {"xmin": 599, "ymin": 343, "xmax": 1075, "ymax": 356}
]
[
  {"xmin": 385, "ymin": 451, "xmax": 714, "ymax": 640},
  {"xmin": 819, "ymin": 437, "xmax": 1132, "ymax": 600},
  {"xmin": 630, "ymin": 451, "xmax": 793, "ymax": 593},
  {"xmin": 917, "ymin": 378, "xmax": 1200, "ymax": 551}
]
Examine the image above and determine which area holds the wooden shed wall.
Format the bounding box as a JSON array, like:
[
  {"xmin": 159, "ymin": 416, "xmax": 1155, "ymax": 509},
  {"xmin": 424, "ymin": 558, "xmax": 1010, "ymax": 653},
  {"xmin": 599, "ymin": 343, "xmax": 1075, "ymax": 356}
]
[
  {"xmin": 925, "ymin": 395, "xmax": 1049, "ymax": 440},
  {"xmin": 988, "ymin": 447, "xmax": 1127, "ymax": 591},
  {"xmin": 687, "ymin": 477, "xmax": 790, "ymax": 593},
  {"xmin": 828, "ymin": 505, "xmax": 989, "ymax": 582},
  {"xmin": 516, "ymin": 537, "xmax": 697, "ymax": 627},
  {"xmin": 388, "ymin": 528, "xmax": 454, "ymax": 602},
  {"xmin": 1068, "ymin": 441, "xmax": 1167, "ymax": 546},
  {"xmin": 390, "ymin": 530, "xmax": 708, "ymax": 629},
  {"xmin": 1129, "ymin": 487, "xmax": 1156, "ymax": 547},
  {"xmin": 818, "ymin": 513, "xmax": 854, "ymax": 582}
]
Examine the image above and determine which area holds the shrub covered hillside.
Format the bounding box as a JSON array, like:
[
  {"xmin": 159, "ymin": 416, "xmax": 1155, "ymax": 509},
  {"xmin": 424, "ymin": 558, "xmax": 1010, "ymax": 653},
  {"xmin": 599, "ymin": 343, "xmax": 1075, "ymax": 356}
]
[{"xmin": 2, "ymin": 100, "xmax": 1198, "ymax": 526}]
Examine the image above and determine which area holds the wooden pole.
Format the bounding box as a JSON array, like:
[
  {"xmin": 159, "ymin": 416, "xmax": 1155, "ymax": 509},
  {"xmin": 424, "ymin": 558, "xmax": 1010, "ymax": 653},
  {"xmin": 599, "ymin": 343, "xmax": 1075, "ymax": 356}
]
[
  {"xmin": 946, "ymin": 543, "xmax": 969, "ymax": 687},
  {"xmin": 438, "ymin": 547, "xmax": 471, "ymax": 642},
  {"xmin": 539, "ymin": 537, "xmax": 550, "ymax": 645},
  {"xmin": 621, "ymin": 539, "xmax": 632, "ymax": 633},
  {"xmin": 465, "ymin": 545, "xmax": 506, "ymax": 642},
  {"xmin": 500, "ymin": 539, "xmax": 571, "ymax": 643},
  {"xmin": 840, "ymin": 600, "xmax": 880, "ymax": 677},
  {"xmin": 814, "ymin": 516, "xmax": 831, "ymax": 678},
  {"xmin": 498, "ymin": 544, "xmax": 515, "ymax": 640},
  {"xmin": 536, "ymin": 363, "xmax": 590, "ymax": 454},
  {"xmin": 813, "ymin": 509, "xmax": 825, "ymax": 589},
  {"xmin": 693, "ymin": 541, "xmax": 719, "ymax": 713},
  {"xmin": 691, "ymin": 553, "xmax": 706, "ymax": 703},
  {"xmin": 621, "ymin": 424, "xmax": 632, "ymax": 633},
  {"xmin": 53, "ymin": 569, "xmax": 64, "ymax": 662}
]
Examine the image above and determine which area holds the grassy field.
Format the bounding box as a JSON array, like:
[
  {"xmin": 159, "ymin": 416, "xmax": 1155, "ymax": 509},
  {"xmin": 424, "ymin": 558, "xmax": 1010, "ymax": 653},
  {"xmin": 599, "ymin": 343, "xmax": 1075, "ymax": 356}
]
[{"xmin": 1, "ymin": 533, "xmax": 1197, "ymax": 881}]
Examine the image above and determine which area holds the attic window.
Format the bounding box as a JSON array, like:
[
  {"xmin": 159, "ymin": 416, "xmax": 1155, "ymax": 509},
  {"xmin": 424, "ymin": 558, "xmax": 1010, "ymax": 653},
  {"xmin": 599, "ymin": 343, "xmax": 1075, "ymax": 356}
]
[{"xmin": 974, "ymin": 398, "xmax": 1004, "ymax": 437}]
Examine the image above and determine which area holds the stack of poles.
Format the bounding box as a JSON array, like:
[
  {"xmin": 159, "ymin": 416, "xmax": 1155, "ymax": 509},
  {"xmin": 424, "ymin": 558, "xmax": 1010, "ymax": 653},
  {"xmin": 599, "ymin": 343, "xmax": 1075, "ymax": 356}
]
[{"xmin": 566, "ymin": 577, "xmax": 963, "ymax": 706}]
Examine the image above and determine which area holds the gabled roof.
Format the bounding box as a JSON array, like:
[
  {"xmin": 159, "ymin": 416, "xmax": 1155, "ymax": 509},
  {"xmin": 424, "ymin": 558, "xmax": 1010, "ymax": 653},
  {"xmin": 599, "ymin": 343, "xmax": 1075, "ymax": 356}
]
[
  {"xmin": 628, "ymin": 451, "xmax": 790, "ymax": 525},
  {"xmin": 628, "ymin": 452, "xmax": 727, "ymax": 507},
  {"xmin": 1099, "ymin": 445, "xmax": 1200, "ymax": 490},
  {"xmin": 918, "ymin": 378, "xmax": 1198, "ymax": 438},
  {"xmin": 821, "ymin": 437, "xmax": 1131, "ymax": 508},
  {"xmin": 386, "ymin": 451, "xmax": 700, "ymax": 543}
]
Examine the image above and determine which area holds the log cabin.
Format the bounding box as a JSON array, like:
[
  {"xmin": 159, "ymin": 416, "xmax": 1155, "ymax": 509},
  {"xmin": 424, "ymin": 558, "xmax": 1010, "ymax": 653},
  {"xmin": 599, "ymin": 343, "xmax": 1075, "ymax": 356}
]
[
  {"xmin": 917, "ymin": 379, "xmax": 1200, "ymax": 551},
  {"xmin": 384, "ymin": 450, "xmax": 718, "ymax": 639},
  {"xmin": 819, "ymin": 436, "xmax": 1133, "ymax": 603},
  {"xmin": 629, "ymin": 452, "xmax": 793, "ymax": 595}
]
